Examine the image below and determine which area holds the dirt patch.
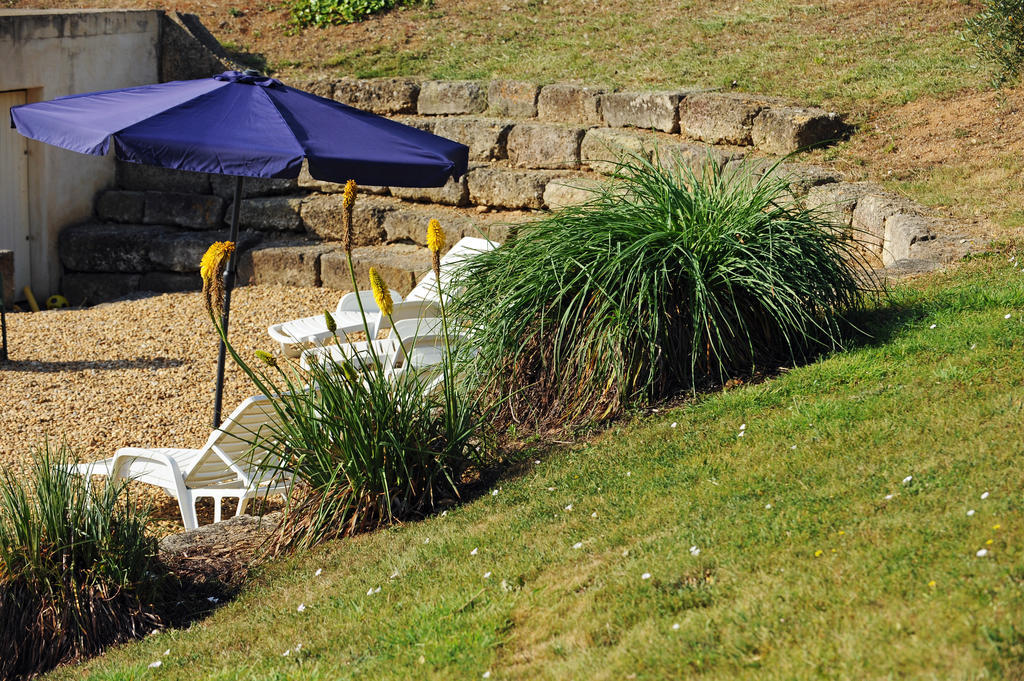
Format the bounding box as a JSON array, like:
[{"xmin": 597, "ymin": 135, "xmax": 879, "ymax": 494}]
[{"xmin": 813, "ymin": 86, "xmax": 1024, "ymax": 241}]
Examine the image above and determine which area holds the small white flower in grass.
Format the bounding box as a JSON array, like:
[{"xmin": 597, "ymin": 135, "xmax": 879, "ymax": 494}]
[
  {"xmin": 295, "ymin": 644, "xmax": 303, "ymax": 651},
  {"xmin": 626, "ymin": 471, "xmax": 632, "ymax": 477},
  {"xmin": 491, "ymin": 489, "xmax": 499, "ymax": 496},
  {"xmin": 971, "ymin": 344, "xmax": 977, "ymax": 350},
  {"xmin": 1005, "ymin": 313, "xmax": 1012, "ymax": 319},
  {"xmin": 547, "ymin": 487, "xmax": 556, "ymax": 492},
  {"xmin": 163, "ymin": 649, "xmax": 170, "ymax": 656},
  {"xmin": 670, "ymin": 422, "xmax": 678, "ymax": 428},
  {"xmin": 367, "ymin": 588, "xmax": 374, "ymax": 595},
  {"xmin": 903, "ymin": 475, "xmax": 913, "ymax": 484},
  {"xmin": 929, "ymin": 324, "xmax": 937, "ymax": 329},
  {"xmin": 740, "ymin": 424, "xmax": 746, "ymax": 430},
  {"xmin": 482, "ymin": 672, "xmax": 491, "ymax": 679},
  {"xmin": 672, "ymin": 623, "xmax": 680, "ymax": 631},
  {"xmin": 622, "ymin": 549, "xmax": 629, "ymax": 556},
  {"xmin": 982, "ymin": 492, "xmax": 990, "ymax": 499},
  {"xmin": 282, "ymin": 649, "xmax": 291, "ymax": 657},
  {"xmin": 885, "ymin": 494, "xmax": 894, "ymax": 500},
  {"xmin": 424, "ymin": 537, "xmax": 430, "ymax": 544},
  {"xmin": 314, "ymin": 568, "xmax": 322, "ymax": 577},
  {"xmin": 977, "ymin": 549, "xmax": 989, "ymax": 557},
  {"xmin": 738, "ymin": 431, "xmax": 746, "ymax": 438},
  {"xmin": 148, "ymin": 660, "xmax": 162, "ymax": 669},
  {"xmin": 374, "ymin": 586, "xmax": 381, "ymax": 594},
  {"xmin": 535, "ymin": 460, "xmax": 541, "ymax": 464},
  {"xmin": 690, "ymin": 546, "xmax": 700, "ymax": 556},
  {"xmin": 483, "ymin": 571, "xmax": 492, "ymax": 579},
  {"xmin": 471, "ymin": 547, "xmax": 478, "ymax": 555},
  {"xmin": 390, "ymin": 570, "xmax": 399, "ymax": 580},
  {"xmin": 641, "ymin": 572, "xmax": 651, "ymax": 580},
  {"xmin": 441, "ymin": 510, "xmax": 448, "ymax": 517},
  {"xmin": 573, "ymin": 542, "xmax": 583, "ymax": 550},
  {"xmin": 790, "ymin": 445, "xmax": 797, "ymax": 450},
  {"xmin": 565, "ymin": 504, "xmax": 573, "ymax": 511},
  {"xmin": 765, "ymin": 504, "xmax": 772, "ymax": 510},
  {"xmin": 591, "ymin": 511, "xmax": 598, "ymax": 518},
  {"xmin": 967, "ymin": 509, "xmax": 976, "ymax": 516},
  {"xmin": 207, "ymin": 596, "xmax": 219, "ymax": 604},
  {"xmin": 297, "ymin": 603, "xmax": 306, "ymax": 612}
]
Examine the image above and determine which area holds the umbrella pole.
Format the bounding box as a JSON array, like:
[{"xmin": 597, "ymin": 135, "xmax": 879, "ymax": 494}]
[
  {"xmin": 213, "ymin": 175, "xmax": 244, "ymax": 426},
  {"xmin": 0, "ymin": 267, "xmax": 7, "ymax": 363}
]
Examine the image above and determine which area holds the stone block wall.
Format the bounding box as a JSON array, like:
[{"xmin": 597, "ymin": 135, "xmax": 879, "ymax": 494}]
[{"xmin": 59, "ymin": 77, "xmax": 964, "ymax": 305}]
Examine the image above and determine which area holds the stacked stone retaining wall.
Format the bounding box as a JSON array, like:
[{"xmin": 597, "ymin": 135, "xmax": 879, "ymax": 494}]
[{"xmin": 59, "ymin": 78, "xmax": 972, "ymax": 306}]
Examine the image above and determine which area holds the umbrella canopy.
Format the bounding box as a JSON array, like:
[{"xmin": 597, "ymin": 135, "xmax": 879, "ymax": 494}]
[
  {"xmin": 10, "ymin": 70, "xmax": 469, "ymax": 425},
  {"xmin": 10, "ymin": 70, "xmax": 468, "ymax": 187}
]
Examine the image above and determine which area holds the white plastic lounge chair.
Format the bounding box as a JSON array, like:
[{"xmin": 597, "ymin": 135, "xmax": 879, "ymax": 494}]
[
  {"xmin": 268, "ymin": 236, "xmax": 498, "ymax": 357},
  {"xmin": 302, "ymin": 317, "xmax": 470, "ymax": 395},
  {"xmin": 268, "ymin": 288, "xmax": 403, "ymax": 358},
  {"xmin": 299, "ymin": 317, "xmax": 446, "ymax": 372},
  {"xmin": 72, "ymin": 395, "xmax": 292, "ymax": 531}
]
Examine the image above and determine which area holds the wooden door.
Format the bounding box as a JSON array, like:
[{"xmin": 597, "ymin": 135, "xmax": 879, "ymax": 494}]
[{"xmin": 0, "ymin": 90, "xmax": 31, "ymax": 296}]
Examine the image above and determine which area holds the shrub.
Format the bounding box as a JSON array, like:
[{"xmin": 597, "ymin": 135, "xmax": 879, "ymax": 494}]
[
  {"xmin": 964, "ymin": 0, "xmax": 1024, "ymax": 86},
  {"xmin": 290, "ymin": 0, "xmax": 421, "ymax": 27},
  {"xmin": 0, "ymin": 443, "xmax": 163, "ymax": 680},
  {"xmin": 202, "ymin": 211, "xmax": 492, "ymax": 554},
  {"xmin": 452, "ymin": 155, "xmax": 877, "ymax": 427}
]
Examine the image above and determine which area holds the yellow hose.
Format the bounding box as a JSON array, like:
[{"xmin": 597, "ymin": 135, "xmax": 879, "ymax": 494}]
[{"xmin": 23, "ymin": 286, "xmax": 40, "ymax": 313}]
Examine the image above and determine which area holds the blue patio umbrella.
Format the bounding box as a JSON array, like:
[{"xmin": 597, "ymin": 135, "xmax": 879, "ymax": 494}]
[{"xmin": 10, "ymin": 70, "xmax": 469, "ymax": 424}]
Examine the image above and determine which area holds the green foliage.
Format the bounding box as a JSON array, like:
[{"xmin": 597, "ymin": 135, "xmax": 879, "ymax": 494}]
[
  {"xmin": 51, "ymin": 257, "xmax": 1024, "ymax": 681},
  {"xmin": 290, "ymin": 0, "xmax": 420, "ymax": 28},
  {"xmin": 216, "ymin": 252, "xmax": 492, "ymax": 554},
  {"xmin": 453, "ymin": 155, "xmax": 877, "ymax": 427},
  {"xmin": 964, "ymin": 0, "xmax": 1024, "ymax": 85},
  {"xmin": 0, "ymin": 443, "xmax": 162, "ymax": 679}
]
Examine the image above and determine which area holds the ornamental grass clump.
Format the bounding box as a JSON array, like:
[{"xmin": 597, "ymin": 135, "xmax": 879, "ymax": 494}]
[
  {"xmin": 452, "ymin": 154, "xmax": 877, "ymax": 427},
  {"xmin": 0, "ymin": 443, "xmax": 163, "ymax": 680},
  {"xmin": 203, "ymin": 195, "xmax": 491, "ymax": 553}
]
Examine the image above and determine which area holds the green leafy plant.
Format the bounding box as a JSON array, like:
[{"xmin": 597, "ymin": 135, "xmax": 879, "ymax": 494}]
[
  {"xmin": 201, "ymin": 193, "xmax": 492, "ymax": 553},
  {"xmin": 0, "ymin": 443, "xmax": 163, "ymax": 680},
  {"xmin": 452, "ymin": 154, "xmax": 878, "ymax": 427},
  {"xmin": 964, "ymin": 0, "xmax": 1024, "ymax": 86},
  {"xmin": 290, "ymin": 0, "xmax": 422, "ymax": 27}
]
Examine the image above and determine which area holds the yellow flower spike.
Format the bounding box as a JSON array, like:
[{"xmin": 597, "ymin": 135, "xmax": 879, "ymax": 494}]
[
  {"xmin": 427, "ymin": 219, "xmax": 446, "ymax": 254},
  {"xmin": 200, "ymin": 241, "xmax": 234, "ymax": 284},
  {"xmin": 199, "ymin": 241, "xmax": 235, "ymax": 317},
  {"xmin": 324, "ymin": 310, "xmax": 337, "ymax": 334},
  {"xmin": 369, "ymin": 267, "xmax": 393, "ymax": 316},
  {"xmin": 339, "ymin": 360, "xmax": 359, "ymax": 383},
  {"xmin": 254, "ymin": 350, "xmax": 277, "ymax": 368},
  {"xmin": 341, "ymin": 180, "xmax": 357, "ymax": 254},
  {"xmin": 342, "ymin": 179, "xmax": 357, "ymax": 211}
]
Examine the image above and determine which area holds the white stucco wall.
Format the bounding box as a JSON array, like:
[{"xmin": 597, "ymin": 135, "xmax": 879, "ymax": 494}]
[{"xmin": 0, "ymin": 10, "xmax": 161, "ymax": 297}]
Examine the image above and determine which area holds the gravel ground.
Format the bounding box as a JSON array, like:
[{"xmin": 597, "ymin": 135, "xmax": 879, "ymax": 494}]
[{"xmin": 0, "ymin": 285, "xmax": 341, "ymax": 533}]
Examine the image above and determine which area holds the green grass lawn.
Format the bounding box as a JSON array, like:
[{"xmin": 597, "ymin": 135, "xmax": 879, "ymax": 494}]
[
  {"xmin": 50, "ymin": 255, "xmax": 1024, "ymax": 680},
  {"xmin": 316, "ymin": 0, "xmax": 977, "ymax": 112}
]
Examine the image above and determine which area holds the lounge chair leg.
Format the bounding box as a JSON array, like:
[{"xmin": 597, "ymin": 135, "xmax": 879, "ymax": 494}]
[
  {"xmin": 178, "ymin": 491, "xmax": 199, "ymax": 531},
  {"xmin": 236, "ymin": 496, "xmax": 249, "ymax": 517},
  {"xmin": 214, "ymin": 496, "xmax": 223, "ymax": 524}
]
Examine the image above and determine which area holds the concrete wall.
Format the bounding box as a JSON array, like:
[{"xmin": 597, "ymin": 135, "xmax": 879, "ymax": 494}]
[{"xmin": 0, "ymin": 10, "xmax": 161, "ymax": 298}]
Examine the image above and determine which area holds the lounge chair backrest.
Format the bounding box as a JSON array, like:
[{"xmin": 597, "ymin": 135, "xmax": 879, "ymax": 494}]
[
  {"xmin": 406, "ymin": 237, "xmax": 499, "ymax": 302},
  {"xmin": 185, "ymin": 395, "xmax": 287, "ymax": 488}
]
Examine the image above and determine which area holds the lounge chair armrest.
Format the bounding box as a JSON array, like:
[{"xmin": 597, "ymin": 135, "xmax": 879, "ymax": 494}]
[{"xmin": 110, "ymin": 448, "xmax": 188, "ymax": 481}]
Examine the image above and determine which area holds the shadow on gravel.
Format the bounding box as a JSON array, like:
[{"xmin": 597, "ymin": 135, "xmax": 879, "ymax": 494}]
[{"xmin": 0, "ymin": 357, "xmax": 186, "ymax": 373}]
